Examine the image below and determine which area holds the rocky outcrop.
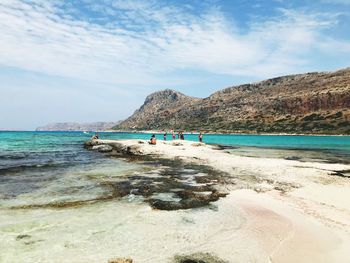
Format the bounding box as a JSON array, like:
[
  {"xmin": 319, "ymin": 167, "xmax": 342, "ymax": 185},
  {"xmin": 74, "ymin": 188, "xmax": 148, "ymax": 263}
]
[
  {"xmin": 115, "ymin": 89, "xmax": 200, "ymax": 130},
  {"xmin": 91, "ymin": 144, "xmax": 113, "ymax": 152},
  {"xmin": 36, "ymin": 121, "xmax": 121, "ymax": 131},
  {"xmin": 113, "ymin": 68, "xmax": 350, "ymax": 134},
  {"xmin": 84, "ymin": 139, "xmax": 142, "ymax": 155},
  {"xmin": 84, "ymin": 139, "xmax": 229, "ymax": 211}
]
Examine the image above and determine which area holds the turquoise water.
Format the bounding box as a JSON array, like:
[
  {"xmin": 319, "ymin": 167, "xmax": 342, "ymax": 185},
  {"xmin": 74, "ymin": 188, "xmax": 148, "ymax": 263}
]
[
  {"xmin": 1, "ymin": 131, "xmax": 350, "ymax": 161},
  {"xmin": 0, "ymin": 131, "xmax": 349, "ymax": 181},
  {"xmin": 112, "ymin": 132, "xmax": 350, "ymax": 152},
  {"xmin": 0, "ymin": 131, "xmax": 349, "ymax": 262},
  {"xmin": 1, "ymin": 131, "xmax": 350, "ymax": 202}
]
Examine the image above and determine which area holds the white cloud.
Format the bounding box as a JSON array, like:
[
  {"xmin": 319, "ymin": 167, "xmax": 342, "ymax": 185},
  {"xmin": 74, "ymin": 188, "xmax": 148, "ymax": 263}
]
[
  {"xmin": 0, "ymin": 0, "xmax": 349, "ymax": 86},
  {"xmin": 321, "ymin": 0, "xmax": 350, "ymax": 4}
]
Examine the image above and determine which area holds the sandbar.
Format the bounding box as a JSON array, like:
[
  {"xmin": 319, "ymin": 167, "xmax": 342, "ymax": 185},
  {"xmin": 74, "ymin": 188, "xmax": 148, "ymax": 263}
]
[{"xmin": 86, "ymin": 139, "xmax": 350, "ymax": 262}]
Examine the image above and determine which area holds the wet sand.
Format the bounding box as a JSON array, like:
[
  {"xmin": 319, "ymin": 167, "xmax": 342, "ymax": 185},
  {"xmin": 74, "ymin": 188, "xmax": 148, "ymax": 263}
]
[{"xmin": 88, "ymin": 139, "xmax": 350, "ymax": 262}]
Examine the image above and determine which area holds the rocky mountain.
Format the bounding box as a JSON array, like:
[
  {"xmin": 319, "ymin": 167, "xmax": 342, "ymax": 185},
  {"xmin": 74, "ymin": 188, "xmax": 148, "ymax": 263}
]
[
  {"xmin": 36, "ymin": 122, "xmax": 121, "ymax": 132},
  {"xmin": 113, "ymin": 67, "xmax": 350, "ymax": 135},
  {"xmin": 115, "ymin": 89, "xmax": 201, "ymax": 130}
]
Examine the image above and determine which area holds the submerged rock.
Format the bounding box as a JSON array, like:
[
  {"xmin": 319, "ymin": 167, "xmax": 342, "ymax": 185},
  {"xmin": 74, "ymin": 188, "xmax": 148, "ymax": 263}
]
[
  {"xmin": 330, "ymin": 169, "xmax": 350, "ymax": 178},
  {"xmin": 82, "ymin": 140, "xmax": 231, "ymax": 211},
  {"xmin": 173, "ymin": 252, "xmax": 228, "ymax": 263},
  {"xmin": 284, "ymin": 155, "xmax": 301, "ymax": 160},
  {"xmin": 108, "ymin": 258, "xmax": 133, "ymax": 263},
  {"xmin": 16, "ymin": 234, "xmax": 31, "ymax": 240},
  {"xmin": 149, "ymin": 189, "xmax": 227, "ymax": 210}
]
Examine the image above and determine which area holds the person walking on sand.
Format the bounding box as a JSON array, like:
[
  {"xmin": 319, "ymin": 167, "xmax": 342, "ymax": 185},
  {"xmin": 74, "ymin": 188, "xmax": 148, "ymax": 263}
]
[
  {"xmin": 172, "ymin": 132, "xmax": 175, "ymax": 140},
  {"xmin": 180, "ymin": 132, "xmax": 184, "ymax": 140},
  {"xmin": 199, "ymin": 132, "xmax": 203, "ymax": 142}
]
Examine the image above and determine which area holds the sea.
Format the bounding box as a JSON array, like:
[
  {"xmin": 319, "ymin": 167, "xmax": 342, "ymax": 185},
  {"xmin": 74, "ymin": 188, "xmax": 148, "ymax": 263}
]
[{"xmin": 1, "ymin": 131, "xmax": 350, "ymax": 262}]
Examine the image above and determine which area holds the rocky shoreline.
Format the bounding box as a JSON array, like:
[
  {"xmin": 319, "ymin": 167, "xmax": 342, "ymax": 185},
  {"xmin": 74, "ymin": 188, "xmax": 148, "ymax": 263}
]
[
  {"xmin": 85, "ymin": 138, "xmax": 350, "ymax": 262},
  {"xmin": 84, "ymin": 138, "xmax": 350, "ymax": 197},
  {"xmin": 84, "ymin": 139, "xmax": 231, "ymax": 210}
]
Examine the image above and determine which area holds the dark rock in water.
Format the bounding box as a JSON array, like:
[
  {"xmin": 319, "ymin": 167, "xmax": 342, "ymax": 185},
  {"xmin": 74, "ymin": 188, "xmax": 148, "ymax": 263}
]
[
  {"xmin": 91, "ymin": 145, "xmax": 113, "ymax": 152},
  {"xmin": 149, "ymin": 190, "xmax": 227, "ymax": 210},
  {"xmin": 108, "ymin": 258, "xmax": 133, "ymax": 263},
  {"xmin": 214, "ymin": 144, "xmax": 237, "ymax": 150},
  {"xmin": 149, "ymin": 200, "xmax": 183, "ymax": 210},
  {"xmin": 284, "ymin": 156, "xmax": 301, "ymax": 160},
  {"xmin": 16, "ymin": 234, "xmax": 31, "ymax": 240},
  {"xmin": 173, "ymin": 252, "xmax": 228, "ymax": 263},
  {"xmin": 82, "ymin": 142, "xmax": 231, "ymax": 211},
  {"xmin": 330, "ymin": 170, "xmax": 350, "ymax": 178}
]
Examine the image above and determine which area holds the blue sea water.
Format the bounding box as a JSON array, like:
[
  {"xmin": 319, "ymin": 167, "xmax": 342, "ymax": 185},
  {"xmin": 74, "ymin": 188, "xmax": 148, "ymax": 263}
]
[
  {"xmin": 1, "ymin": 131, "xmax": 350, "ymax": 170},
  {"xmin": 0, "ymin": 131, "xmax": 349, "ymax": 262},
  {"xmin": 1, "ymin": 131, "xmax": 349, "ymax": 207}
]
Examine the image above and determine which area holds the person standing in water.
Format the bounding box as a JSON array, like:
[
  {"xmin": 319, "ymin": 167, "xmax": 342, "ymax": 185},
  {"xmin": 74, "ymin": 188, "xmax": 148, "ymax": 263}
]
[
  {"xmin": 172, "ymin": 132, "xmax": 176, "ymax": 140},
  {"xmin": 163, "ymin": 133, "xmax": 167, "ymax": 140},
  {"xmin": 199, "ymin": 132, "xmax": 203, "ymax": 142}
]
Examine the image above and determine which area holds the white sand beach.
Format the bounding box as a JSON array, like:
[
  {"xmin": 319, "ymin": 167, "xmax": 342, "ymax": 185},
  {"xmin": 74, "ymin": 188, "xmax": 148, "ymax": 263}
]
[{"xmin": 92, "ymin": 139, "xmax": 350, "ymax": 263}]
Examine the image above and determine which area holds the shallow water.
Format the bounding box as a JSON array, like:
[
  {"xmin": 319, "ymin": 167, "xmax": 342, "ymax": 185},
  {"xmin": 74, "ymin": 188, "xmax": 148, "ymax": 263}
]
[
  {"xmin": 1, "ymin": 131, "xmax": 349, "ymax": 262},
  {"xmin": 1, "ymin": 195, "xmax": 269, "ymax": 263},
  {"xmin": 227, "ymin": 146, "xmax": 350, "ymax": 164}
]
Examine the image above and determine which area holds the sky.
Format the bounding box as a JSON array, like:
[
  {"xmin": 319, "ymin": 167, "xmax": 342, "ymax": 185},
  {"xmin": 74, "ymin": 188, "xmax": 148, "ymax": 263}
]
[{"xmin": 1, "ymin": 0, "xmax": 350, "ymax": 130}]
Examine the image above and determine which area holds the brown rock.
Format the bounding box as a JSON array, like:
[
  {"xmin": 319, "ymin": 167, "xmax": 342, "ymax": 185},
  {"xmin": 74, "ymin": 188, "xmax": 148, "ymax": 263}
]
[
  {"xmin": 113, "ymin": 67, "xmax": 350, "ymax": 135},
  {"xmin": 108, "ymin": 258, "xmax": 133, "ymax": 263}
]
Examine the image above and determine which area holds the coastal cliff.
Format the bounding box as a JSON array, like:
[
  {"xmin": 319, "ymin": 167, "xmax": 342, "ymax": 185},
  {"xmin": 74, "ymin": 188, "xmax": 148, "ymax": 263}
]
[{"xmin": 113, "ymin": 67, "xmax": 350, "ymax": 134}]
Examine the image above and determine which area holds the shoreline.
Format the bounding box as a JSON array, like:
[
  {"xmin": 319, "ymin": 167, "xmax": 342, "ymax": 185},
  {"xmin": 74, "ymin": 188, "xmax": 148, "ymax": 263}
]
[
  {"xmin": 106, "ymin": 130, "xmax": 350, "ymax": 137},
  {"xmin": 3, "ymin": 130, "xmax": 349, "ymax": 137},
  {"xmin": 85, "ymin": 138, "xmax": 350, "ymax": 262}
]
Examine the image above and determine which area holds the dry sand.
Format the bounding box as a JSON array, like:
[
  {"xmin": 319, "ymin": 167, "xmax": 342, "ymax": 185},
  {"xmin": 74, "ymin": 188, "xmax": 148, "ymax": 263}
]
[{"xmin": 96, "ymin": 139, "xmax": 350, "ymax": 262}]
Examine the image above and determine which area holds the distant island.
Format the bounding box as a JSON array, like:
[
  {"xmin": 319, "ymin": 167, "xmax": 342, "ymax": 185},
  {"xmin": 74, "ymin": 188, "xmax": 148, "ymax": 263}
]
[
  {"xmin": 36, "ymin": 122, "xmax": 121, "ymax": 132},
  {"xmin": 0, "ymin": 129, "xmax": 26, "ymax": 131},
  {"xmin": 113, "ymin": 67, "xmax": 350, "ymax": 135}
]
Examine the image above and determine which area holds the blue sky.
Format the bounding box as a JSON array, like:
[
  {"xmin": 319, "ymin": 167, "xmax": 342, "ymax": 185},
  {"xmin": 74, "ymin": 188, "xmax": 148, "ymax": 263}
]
[{"xmin": 1, "ymin": 0, "xmax": 349, "ymax": 130}]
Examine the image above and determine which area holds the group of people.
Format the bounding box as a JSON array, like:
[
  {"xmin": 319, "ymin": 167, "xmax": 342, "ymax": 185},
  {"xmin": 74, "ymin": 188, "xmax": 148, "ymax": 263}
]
[
  {"xmin": 91, "ymin": 131, "xmax": 203, "ymax": 145},
  {"xmin": 177, "ymin": 132, "xmax": 184, "ymax": 140},
  {"xmin": 149, "ymin": 132, "xmax": 203, "ymax": 145}
]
